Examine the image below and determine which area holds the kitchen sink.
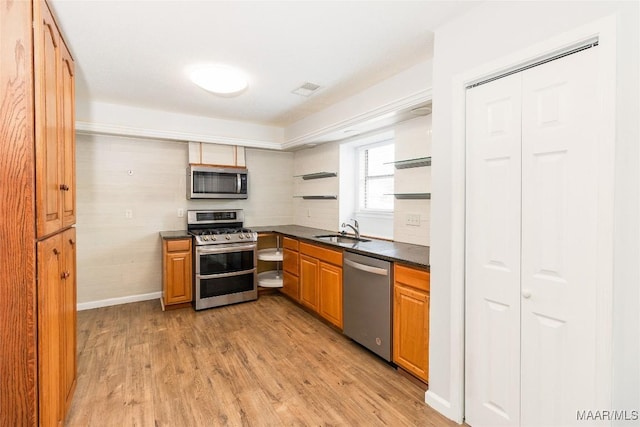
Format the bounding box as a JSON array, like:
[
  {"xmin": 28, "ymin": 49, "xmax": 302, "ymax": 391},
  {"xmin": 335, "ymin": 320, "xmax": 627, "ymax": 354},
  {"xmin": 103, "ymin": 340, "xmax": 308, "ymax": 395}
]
[{"xmin": 314, "ymin": 234, "xmax": 371, "ymax": 243}]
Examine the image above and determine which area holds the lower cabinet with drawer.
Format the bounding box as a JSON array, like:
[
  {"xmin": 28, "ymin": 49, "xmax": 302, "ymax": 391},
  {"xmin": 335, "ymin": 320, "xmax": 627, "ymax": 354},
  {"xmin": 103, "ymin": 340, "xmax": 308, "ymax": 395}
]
[
  {"xmin": 393, "ymin": 264, "xmax": 430, "ymax": 382},
  {"xmin": 299, "ymin": 242, "xmax": 343, "ymax": 329},
  {"xmin": 162, "ymin": 238, "xmax": 193, "ymax": 309},
  {"xmin": 281, "ymin": 237, "xmax": 300, "ymax": 301}
]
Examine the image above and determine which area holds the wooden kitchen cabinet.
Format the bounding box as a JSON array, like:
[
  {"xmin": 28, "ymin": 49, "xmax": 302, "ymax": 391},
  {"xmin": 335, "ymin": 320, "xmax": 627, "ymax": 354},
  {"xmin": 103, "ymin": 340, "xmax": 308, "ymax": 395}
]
[
  {"xmin": 60, "ymin": 42, "xmax": 76, "ymax": 228},
  {"xmin": 1, "ymin": 0, "xmax": 77, "ymax": 423},
  {"xmin": 61, "ymin": 228, "xmax": 77, "ymax": 412},
  {"xmin": 35, "ymin": 0, "xmax": 75, "ymax": 238},
  {"xmin": 318, "ymin": 261, "xmax": 343, "ymax": 328},
  {"xmin": 162, "ymin": 238, "xmax": 193, "ymax": 308},
  {"xmin": 188, "ymin": 141, "xmax": 246, "ymax": 167},
  {"xmin": 393, "ymin": 264, "xmax": 430, "ymax": 382},
  {"xmin": 37, "ymin": 227, "xmax": 77, "ymax": 426},
  {"xmin": 281, "ymin": 237, "xmax": 300, "ymax": 301},
  {"xmin": 299, "ymin": 254, "xmax": 320, "ymax": 311},
  {"xmin": 299, "ymin": 242, "xmax": 343, "ymax": 328}
]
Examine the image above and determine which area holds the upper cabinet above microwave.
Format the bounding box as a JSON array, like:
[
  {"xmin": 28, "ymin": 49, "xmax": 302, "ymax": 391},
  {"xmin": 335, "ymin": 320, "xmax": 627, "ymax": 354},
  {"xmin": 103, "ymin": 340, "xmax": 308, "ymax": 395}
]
[{"xmin": 189, "ymin": 142, "xmax": 246, "ymax": 168}]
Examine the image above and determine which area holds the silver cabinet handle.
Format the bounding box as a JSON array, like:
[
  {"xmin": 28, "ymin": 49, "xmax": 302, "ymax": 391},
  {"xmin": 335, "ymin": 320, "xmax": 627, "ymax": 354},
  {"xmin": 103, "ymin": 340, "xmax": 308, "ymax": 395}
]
[{"xmin": 344, "ymin": 258, "xmax": 388, "ymax": 276}]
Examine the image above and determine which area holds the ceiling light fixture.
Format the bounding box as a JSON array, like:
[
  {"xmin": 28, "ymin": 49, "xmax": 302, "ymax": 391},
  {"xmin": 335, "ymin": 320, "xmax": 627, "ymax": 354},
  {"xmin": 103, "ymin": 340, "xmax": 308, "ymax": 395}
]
[{"xmin": 189, "ymin": 64, "xmax": 249, "ymax": 96}]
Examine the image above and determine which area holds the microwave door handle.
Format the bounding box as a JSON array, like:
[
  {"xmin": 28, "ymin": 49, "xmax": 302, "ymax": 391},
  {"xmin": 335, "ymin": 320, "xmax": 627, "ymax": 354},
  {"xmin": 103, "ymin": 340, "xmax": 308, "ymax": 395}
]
[{"xmin": 237, "ymin": 173, "xmax": 241, "ymax": 194}]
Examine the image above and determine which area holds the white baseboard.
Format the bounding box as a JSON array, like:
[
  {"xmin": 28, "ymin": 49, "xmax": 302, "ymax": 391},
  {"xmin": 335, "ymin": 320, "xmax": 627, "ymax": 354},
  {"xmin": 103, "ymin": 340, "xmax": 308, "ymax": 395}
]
[
  {"xmin": 77, "ymin": 291, "xmax": 162, "ymax": 311},
  {"xmin": 425, "ymin": 390, "xmax": 462, "ymax": 424}
]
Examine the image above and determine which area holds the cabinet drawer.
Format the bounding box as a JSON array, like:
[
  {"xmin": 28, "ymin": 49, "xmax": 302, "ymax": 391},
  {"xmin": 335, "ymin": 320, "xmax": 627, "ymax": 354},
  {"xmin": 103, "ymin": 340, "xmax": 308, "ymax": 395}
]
[
  {"xmin": 395, "ymin": 264, "xmax": 430, "ymax": 292},
  {"xmin": 166, "ymin": 239, "xmax": 191, "ymax": 252},
  {"xmin": 300, "ymin": 242, "xmax": 342, "ymax": 266},
  {"xmin": 283, "ymin": 248, "xmax": 299, "ymax": 275},
  {"xmin": 283, "ymin": 237, "xmax": 299, "ymax": 251}
]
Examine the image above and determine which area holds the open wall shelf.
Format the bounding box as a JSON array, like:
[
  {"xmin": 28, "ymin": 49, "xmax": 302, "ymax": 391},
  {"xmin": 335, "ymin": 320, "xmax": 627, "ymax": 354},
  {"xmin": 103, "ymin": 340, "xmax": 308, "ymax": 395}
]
[
  {"xmin": 387, "ymin": 193, "xmax": 431, "ymax": 200},
  {"xmin": 293, "ymin": 195, "xmax": 338, "ymax": 200},
  {"xmin": 386, "ymin": 157, "xmax": 431, "ymax": 169},
  {"xmin": 294, "ymin": 172, "xmax": 338, "ymax": 180}
]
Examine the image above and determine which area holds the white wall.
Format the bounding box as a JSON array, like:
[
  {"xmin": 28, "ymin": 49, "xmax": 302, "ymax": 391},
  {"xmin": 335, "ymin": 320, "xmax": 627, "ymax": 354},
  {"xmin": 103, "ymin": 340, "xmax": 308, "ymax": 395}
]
[
  {"xmin": 429, "ymin": 1, "xmax": 639, "ymax": 423},
  {"xmin": 393, "ymin": 115, "xmax": 431, "ymax": 245},
  {"xmin": 292, "ymin": 142, "xmax": 340, "ymax": 231},
  {"xmin": 76, "ymin": 133, "xmax": 293, "ymax": 306}
]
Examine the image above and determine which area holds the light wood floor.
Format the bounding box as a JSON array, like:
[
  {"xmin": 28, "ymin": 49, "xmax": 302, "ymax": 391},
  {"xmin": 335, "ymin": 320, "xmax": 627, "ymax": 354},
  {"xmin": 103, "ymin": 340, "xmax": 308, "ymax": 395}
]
[{"xmin": 66, "ymin": 294, "xmax": 458, "ymax": 426}]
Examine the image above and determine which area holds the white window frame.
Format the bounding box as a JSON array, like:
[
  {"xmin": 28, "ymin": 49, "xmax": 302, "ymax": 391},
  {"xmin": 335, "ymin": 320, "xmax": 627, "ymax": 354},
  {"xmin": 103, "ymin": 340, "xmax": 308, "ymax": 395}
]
[{"xmin": 355, "ymin": 139, "xmax": 395, "ymax": 215}]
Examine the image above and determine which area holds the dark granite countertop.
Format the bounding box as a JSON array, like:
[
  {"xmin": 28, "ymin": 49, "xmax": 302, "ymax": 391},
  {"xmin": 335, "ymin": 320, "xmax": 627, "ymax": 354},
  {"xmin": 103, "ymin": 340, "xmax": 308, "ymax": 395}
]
[
  {"xmin": 250, "ymin": 225, "xmax": 429, "ymax": 270},
  {"xmin": 159, "ymin": 230, "xmax": 191, "ymax": 240}
]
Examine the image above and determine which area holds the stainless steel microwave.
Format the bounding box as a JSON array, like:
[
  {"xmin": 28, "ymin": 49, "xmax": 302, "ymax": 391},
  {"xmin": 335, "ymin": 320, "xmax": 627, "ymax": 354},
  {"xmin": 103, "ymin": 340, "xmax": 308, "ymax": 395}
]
[{"xmin": 187, "ymin": 165, "xmax": 248, "ymax": 199}]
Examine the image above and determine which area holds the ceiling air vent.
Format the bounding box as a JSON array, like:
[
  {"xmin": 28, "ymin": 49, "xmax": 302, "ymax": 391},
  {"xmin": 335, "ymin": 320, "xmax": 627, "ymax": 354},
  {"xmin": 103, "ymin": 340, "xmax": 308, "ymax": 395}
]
[{"xmin": 292, "ymin": 82, "xmax": 321, "ymax": 97}]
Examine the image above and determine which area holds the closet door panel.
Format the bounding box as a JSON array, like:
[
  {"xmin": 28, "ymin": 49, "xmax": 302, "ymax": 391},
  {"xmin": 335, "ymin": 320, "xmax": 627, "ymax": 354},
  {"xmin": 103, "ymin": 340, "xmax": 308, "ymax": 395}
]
[
  {"xmin": 520, "ymin": 47, "xmax": 600, "ymax": 427},
  {"xmin": 465, "ymin": 73, "xmax": 522, "ymax": 427}
]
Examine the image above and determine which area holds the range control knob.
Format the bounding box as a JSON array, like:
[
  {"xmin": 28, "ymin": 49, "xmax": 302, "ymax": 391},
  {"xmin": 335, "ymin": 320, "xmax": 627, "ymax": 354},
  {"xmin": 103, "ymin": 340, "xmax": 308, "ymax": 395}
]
[
  {"xmin": 202, "ymin": 235, "xmax": 209, "ymax": 241},
  {"xmin": 239, "ymin": 234, "xmax": 244, "ymax": 239},
  {"xmin": 245, "ymin": 233, "xmax": 252, "ymax": 239},
  {"xmin": 212, "ymin": 236, "xmax": 217, "ymax": 241},
  {"xmin": 225, "ymin": 235, "xmax": 231, "ymax": 240}
]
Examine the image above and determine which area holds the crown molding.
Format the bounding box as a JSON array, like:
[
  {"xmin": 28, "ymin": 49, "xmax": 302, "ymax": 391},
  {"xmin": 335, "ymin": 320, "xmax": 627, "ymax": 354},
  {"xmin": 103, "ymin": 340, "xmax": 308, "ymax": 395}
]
[
  {"xmin": 75, "ymin": 121, "xmax": 284, "ymax": 150},
  {"xmin": 282, "ymin": 88, "xmax": 432, "ymax": 150}
]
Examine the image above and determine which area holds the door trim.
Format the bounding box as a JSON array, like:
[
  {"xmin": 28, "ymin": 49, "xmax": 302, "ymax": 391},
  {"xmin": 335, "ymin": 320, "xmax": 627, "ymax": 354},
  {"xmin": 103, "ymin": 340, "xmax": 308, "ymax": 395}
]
[{"xmin": 425, "ymin": 15, "xmax": 617, "ymax": 424}]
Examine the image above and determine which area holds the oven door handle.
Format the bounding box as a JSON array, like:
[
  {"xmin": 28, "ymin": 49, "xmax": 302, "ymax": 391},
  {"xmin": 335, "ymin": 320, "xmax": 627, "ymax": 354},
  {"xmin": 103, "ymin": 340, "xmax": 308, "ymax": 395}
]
[
  {"xmin": 196, "ymin": 268, "xmax": 256, "ymax": 280},
  {"xmin": 196, "ymin": 244, "xmax": 256, "ymax": 255}
]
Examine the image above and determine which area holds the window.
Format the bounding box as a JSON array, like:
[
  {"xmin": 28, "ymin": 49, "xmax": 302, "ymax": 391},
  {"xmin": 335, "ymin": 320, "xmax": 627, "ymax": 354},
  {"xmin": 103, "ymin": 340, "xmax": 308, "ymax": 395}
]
[{"xmin": 358, "ymin": 141, "xmax": 394, "ymax": 211}]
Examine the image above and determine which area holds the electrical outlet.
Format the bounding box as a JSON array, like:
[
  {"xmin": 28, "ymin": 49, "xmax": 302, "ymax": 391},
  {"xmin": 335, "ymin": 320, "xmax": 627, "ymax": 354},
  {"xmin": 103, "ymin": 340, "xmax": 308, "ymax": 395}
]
[
  {"xmin": 125, "ymin": 209, "xmax": 133, "ymax": 219},
  {"xmin": 406, "ymin": 213, "xmax": 421, "ymax": 226},
  {"xmin": 177, "ymin": 208, "xmax": 184, "ymax": 218}
]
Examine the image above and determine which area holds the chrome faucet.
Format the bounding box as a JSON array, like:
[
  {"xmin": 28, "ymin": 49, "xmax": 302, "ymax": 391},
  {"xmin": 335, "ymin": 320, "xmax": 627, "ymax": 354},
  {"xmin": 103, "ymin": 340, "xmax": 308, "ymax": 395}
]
[{"xmin": 341, "ymin": 218, "xmax": 360, "ymax": 239}]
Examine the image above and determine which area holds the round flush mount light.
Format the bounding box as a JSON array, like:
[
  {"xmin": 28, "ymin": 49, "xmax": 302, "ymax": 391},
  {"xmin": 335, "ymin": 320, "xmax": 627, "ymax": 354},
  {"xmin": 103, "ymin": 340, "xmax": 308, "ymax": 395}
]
[{"xmin": 189, "ymin": 64, "xmax": 249, "ymax": 96}]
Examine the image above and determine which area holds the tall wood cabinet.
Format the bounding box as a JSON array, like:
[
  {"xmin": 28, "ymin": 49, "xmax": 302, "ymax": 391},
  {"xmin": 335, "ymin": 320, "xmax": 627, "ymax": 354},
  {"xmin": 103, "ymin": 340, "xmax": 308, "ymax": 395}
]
[
  {"xmin": 34, "ymin": 0, "xmax": 75, "ymax": 237},
  {"xmin": 0, "ymin": 0, "xmax": 76, "ymax": 424},
  {"xmin": 37, "ymin": 228, "xmax": 77, "ymax": 426}
]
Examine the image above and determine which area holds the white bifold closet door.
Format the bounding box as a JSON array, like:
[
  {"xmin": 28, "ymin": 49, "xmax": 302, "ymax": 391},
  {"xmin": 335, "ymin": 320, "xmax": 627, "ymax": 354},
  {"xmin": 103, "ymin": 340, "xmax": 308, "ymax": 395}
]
[{"xmin": 465, "ymin": 47, "xmax": 601, "ymax": 427}]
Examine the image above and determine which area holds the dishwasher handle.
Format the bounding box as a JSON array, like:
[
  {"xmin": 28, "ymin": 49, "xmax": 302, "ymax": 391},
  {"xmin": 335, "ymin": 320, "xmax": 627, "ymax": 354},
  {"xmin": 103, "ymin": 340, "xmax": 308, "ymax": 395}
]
[{"xmin": 344, "ymin": 258, "xmax": 389, "ymax": 276}]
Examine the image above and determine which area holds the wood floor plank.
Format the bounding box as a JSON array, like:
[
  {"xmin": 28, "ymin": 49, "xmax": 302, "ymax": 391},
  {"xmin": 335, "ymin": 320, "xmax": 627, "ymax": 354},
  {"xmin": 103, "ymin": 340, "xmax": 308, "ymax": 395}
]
[{"xmin": 66, "ymin": 294, "xmax": 459, "ymax": 426}]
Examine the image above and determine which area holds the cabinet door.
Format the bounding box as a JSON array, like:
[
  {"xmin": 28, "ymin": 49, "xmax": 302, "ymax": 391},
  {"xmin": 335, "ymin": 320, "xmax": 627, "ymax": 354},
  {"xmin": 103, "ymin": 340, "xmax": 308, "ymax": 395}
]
[
  {"xmin": 60, "ymin": 41, "xmax": 75, "ymax": 228},
  {"xmin": 282, "ymin": 271, "xmax": 299, "ymax": 301},
  {"xmin": 165, "ymin": 250, "xmax": 192, "ymax": 305},
  {"xmin": 37, "ymin": 233, "xmax": 64, "ymax": 427},
  {"xmin": 34, "ymin": 0, "xmax": 63, "ymax": 237},
  {"xmin": 200, "ymin": 143, "xmax": 236, "ymax": 166},
  {"xmin": 393, "ymin": 284, "xmax": 429, "ymax": 382},
  {"xmin": 61, "ymin": 228, "xmax": 77, "ymax": 411},
  {"xmin": 299, "ymin": 254, "xmax": 319, "ymax": 311},
  {"xmin": 319, "ymin": 262, "xmax": 343, "ymax": 328}
]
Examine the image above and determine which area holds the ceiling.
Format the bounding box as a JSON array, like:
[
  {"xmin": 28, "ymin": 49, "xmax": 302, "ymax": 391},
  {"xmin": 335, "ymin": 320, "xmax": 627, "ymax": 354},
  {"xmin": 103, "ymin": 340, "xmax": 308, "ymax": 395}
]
[{"xmin": 50, "ymin": 1, "xmax": 476, "ymax": 128}]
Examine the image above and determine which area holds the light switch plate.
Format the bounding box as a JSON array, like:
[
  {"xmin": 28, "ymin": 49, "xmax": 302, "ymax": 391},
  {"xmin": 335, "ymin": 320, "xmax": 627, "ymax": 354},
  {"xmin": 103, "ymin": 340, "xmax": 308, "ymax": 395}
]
[{"xmin": 406, "ymin": 213, "xmax": 420, "ymax": 226}]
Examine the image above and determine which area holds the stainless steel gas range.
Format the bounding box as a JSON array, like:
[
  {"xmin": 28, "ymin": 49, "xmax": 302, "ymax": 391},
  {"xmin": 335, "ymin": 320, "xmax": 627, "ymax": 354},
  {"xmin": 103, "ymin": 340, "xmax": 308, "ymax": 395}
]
[{"xmin": 187, "ymin": 209, "xmax": 258, "ymax": 310}]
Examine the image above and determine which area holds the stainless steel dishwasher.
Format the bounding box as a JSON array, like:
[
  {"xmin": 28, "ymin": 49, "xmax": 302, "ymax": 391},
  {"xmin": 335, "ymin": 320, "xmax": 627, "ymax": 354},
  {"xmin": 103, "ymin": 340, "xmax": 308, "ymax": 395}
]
[{"xmin": 343, "ymin": 252, "xmax": 393, "ymax": 362}]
